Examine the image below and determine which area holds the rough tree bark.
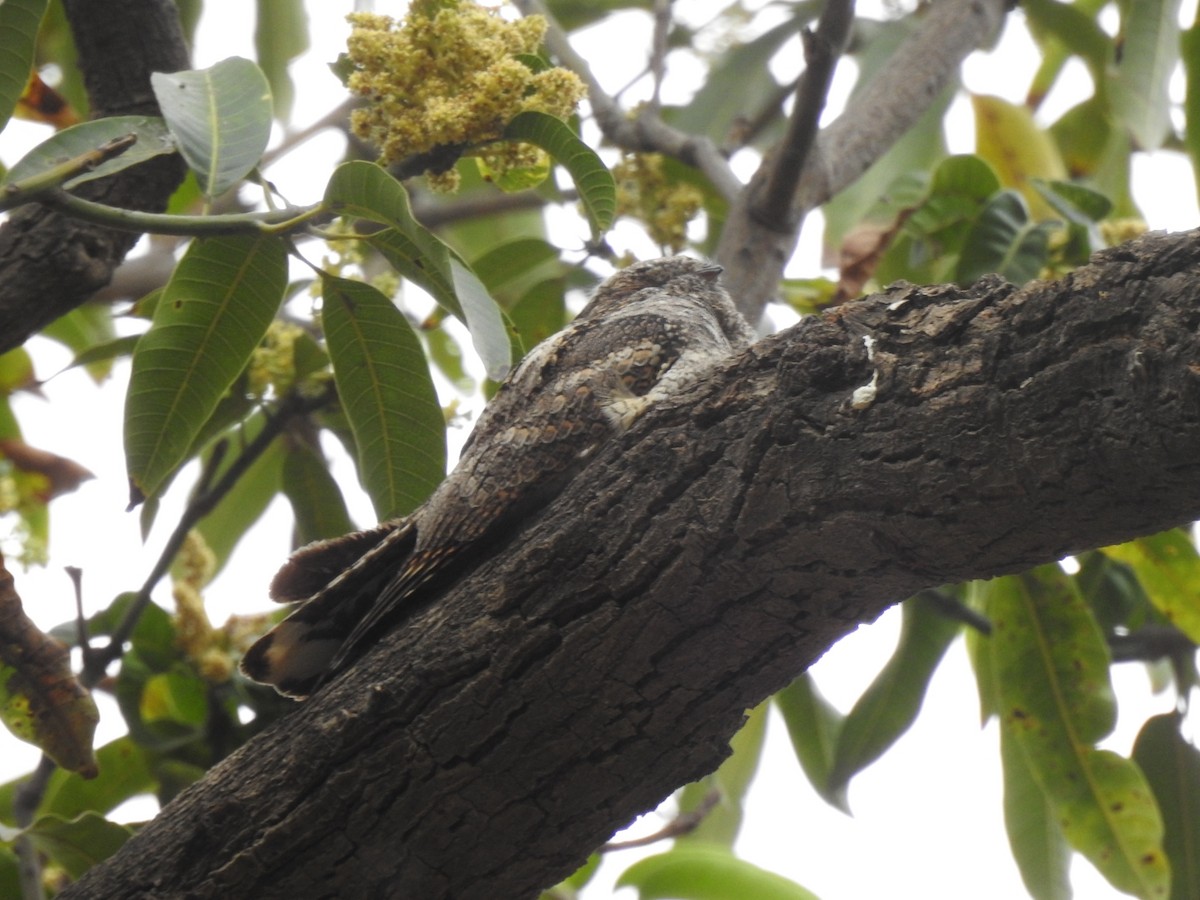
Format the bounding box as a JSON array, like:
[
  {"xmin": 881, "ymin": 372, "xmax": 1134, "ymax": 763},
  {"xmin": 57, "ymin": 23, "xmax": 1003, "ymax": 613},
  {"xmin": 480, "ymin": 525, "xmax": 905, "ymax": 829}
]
[
  {"xmin": 61, "ymin": 229, "xmax": 1200, "ymax": 898},
  {"xmin": 0, "ymin": 0, "xmax": 189, "ymax": 355}
]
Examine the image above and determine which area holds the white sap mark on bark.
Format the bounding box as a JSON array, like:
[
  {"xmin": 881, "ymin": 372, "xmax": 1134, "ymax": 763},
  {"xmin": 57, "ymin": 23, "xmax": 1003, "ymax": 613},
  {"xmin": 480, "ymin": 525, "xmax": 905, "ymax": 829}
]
[{"xmin": 850, "ymin": 335, "xmax": 879, "ymax": 410}]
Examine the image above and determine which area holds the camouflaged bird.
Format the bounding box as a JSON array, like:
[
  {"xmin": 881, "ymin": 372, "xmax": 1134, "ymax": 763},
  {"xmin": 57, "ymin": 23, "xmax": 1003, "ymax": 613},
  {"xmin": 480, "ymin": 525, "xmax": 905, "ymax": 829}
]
[{"xmin": 240, "ymin": 256, "xmax": 755, "ymax": 697}]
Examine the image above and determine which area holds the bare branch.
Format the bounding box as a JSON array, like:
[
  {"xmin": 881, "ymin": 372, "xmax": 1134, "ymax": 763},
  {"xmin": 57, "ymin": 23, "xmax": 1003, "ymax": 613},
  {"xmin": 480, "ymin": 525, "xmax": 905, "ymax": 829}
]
[
  {"xmin": 515, "ymin": 0, "xmax": 742, "ymax": 202},
  {"xmin": 717, "ymin": 0, "xmax": 1009, "ymax": 322},
  {"xmin": 648, "ymin": 0, "xmax": 672, "ymax": 113},
  {"xmin": 755, "ymin": 0, "xmax": 856, "ymax": 231},
  {"xmin": 0, "ymin": 0, "xmax": 190, "ymax": 355}
]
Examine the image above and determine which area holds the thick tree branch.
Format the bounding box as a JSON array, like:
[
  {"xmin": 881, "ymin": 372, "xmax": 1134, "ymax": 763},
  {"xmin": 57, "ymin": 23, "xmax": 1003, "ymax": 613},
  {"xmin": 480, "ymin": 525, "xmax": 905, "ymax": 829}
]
[
  {"xmin": 0, "ymin": 0, "xmax": 189, "ymax": 355},
  {"xmin": 718, "ymin": 0, "xmax": 1009, "ymax": 321},
  {"xmin": 62, "ymin": 229, "xmax": 1200, "ymax": 898}
]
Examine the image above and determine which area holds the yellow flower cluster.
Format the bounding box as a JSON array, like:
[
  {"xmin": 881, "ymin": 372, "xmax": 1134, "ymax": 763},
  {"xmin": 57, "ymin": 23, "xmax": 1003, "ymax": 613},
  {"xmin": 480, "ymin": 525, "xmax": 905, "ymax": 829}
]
[
  {"xmin": 613, "ymin": 153, "xmax": 705, "ymax": 252},
  {"xmin": 247, "ymin": 320, "xmax": 305, "ymax": 400},
  {"xmin": 173, "ymin": 531, "xmax": 233, "ymax": 682},
  {"xmin": 346, "ymin": 3, "xmax": 585, "ymax": 190}
]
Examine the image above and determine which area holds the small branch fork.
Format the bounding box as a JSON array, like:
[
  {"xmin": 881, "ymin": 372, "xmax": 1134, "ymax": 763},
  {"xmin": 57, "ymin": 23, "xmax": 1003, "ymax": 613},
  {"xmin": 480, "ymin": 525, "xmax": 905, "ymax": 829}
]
[
  {"xmin": 12, "ymin": 385, "xmax": 336, "ymax": 886},
  {"xmin": 755, "ymin": 0, "xmax": 856, "ymax": 232}
]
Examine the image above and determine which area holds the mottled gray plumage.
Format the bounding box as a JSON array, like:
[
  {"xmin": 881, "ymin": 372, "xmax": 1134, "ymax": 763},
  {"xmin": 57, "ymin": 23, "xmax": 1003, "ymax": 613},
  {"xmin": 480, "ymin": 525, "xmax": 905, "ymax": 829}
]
[{"xmin": 241, "ymin": 256, "xmax": 753, "ymax": 697}]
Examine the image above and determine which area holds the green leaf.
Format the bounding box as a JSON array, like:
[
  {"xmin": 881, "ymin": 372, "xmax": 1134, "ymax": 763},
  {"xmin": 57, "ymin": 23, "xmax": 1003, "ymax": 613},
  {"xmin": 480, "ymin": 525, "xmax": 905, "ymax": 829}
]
[
  {"xmin": 827, "ymin": 592, "xmax": 959, "ymax": 796},
  {"xmin": 1133, "ymin": 713, "xmax": 1200, "ymax": 900},
  {"xmin": 326, "ymin": 161, "xmax": 513, "ymax": 379},
  {"xmin": 1182, "ymin": 21, "xmax": 1200, "ymax": 205},
  {"xmin": 675, "ymin": 702, "xmax": 768, "ymax": 847},
  {"xmin": 183, "ymin": 415, "xmax": 285, "ymax": 583},
  {"xmin": 4, "ymin": 116, "xmax": 177, "ymax": 189},
  {"xmin": 1000, "ymin": 721, "xmax": 1072, "ymax": 900},
  {"xmin": 139, "ymin": 670, "xmax": 208, "ymax": 727},
  {"xmin": 502, "ymin": 111, "xmax": 615, "ymax": 234},
  {"xmin": 0, "ymin": 0, "xmax": 49, "ymax": 133},
  {"xmin": 972, "ymin": 94, "xmax": 1067, "ymax": 217},
  {"xmin": 151, "ymin": 57, "xmax": 273, "ymax": 196},
  {"xmin": 1050, "ymin": 95, "xmax": 1116, "ymax": 178},
  {"xmin": 124, "ymin": 234, "xmax": 286, "ymax": 503},
  {"xmin": 64, "ymin": 334, "xmax": 140, "ymax": 378},
  {"xmin": 282, "ymin": 440, "xmax": 355, "ymax": 546},
  {"xmin": 470, "ymin": 238, "xmax": 562, "ymax": 303},
  {"xmin": 255, "ymin": 0, "xmax": 308, "ymax": 119},
  {"xmin": 670, "ymin": 11, "xmax": 815, "ymax": 147},
  {"xmin": 774, "ymin": 671, "xmax": 846, "ymax": 810},
  {"xmin": 1022, "ymin": 0, "xmax": 1111, "ymax": 88},
  {"xmin": 1109, "ymin": 0, "xmax": 1182, "ymax": 152},
  {"xmin": 41, "ymin": 302, "xmax": 121, "ymax": 382},
  {"xmin": 617, "ymin": 845, "xmax": 819, "ymax": 900},
  {"xmin": 37, "ymin": 737, "xmax": 154, "ymax": 822},
  {"xmin": 987, "ymin": 568, "xmax": 1170, "ymax": 898},
  {"xmin": 822, "ymin": 18, "xmax": 952, "ymax": 248},
  {"xmin": 321, "ymin": 274, "xmax": 446, "ymax": 519},
  {"xmin": 20, "ymin": 811, "xmax": 133, "ymax": 879},
  {"xmin": 1103, "ymin": 530, "xmax": 1200, "ymax": 643},
  {"xmin": 957, "ymin": 190, "xmax": 1053, "ymax": 285}
]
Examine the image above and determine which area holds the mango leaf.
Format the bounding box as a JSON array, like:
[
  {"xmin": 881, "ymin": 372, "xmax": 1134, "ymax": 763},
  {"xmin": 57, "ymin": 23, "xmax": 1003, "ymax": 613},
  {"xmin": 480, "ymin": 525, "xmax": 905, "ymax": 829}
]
[
  {"xmin": 0, "ymin": 557, "xmax": 98, "ymax": 777},
  {"xmin": 4, "ymin": 116, "xmax": 177, "ymax": 189},
  {"xmin": 826, "ymin": 592, "xmax": 959, "ymax": 797},
  {"xmin": 617, "ymin": 845, "xmax": 819, "ymax": 900},
  {"xmin": 1103, "ymin": 530, "xmax": 1200, "ymax": 643},
  {"xmin": 1000, "ymin": 720, "xmax": 1072, "ymax": 900},
  {"xmin": 321, "ymin": 274, "xmax": 446, "ymax": 520},
  {"xmin": 326, "ymin": 161, "xmax": 513, "ymax": 379},
  {"xmin": 254, "ymin": 0, "xmax": 308, "ymax": 119},
  {"xmin": 675, "ymin": 701, "xmax": 768, "ymax": 847},
  {"xmin": 1182, "ymin": 21, "xmax": 1200, "ymax": 205},
  {"xmin": 774, "ymin": 671, "xmax": 845, "ymax": 810},
  {"xmin": 470, "ymin": 238, "xmax": 562, "ymax": 305},
  {"xmin": 64, "ymin": 334, "xmax": 140, "ymax": 378},
  {"xmin": 957, "ymin": 190, "xmax": 1053, "ymax": 285},
  {"xmin": 41, "ymin": 302, "xmax": 121, "ymax": 382},
  {"xmin": 972, "ymin": 94, "xmax": 1067, "ymax": 217},
  {"xmin": 987, "ymin": 568, "xmax": 1170, "ymax": 898},
  {"xmin": 178, "ymin": 413, "xmax": 286, "ymax": 583},
  {"xmin": 36, "ymin": 737, "xmax": 153, "ymax": 822},
  {"xmin": 1050, "ymin": 95, "xmax": 1116, "ymax": 179},
  {"xmin": 822, "ymin": 18, "xmax": 952, "ymax": 249},
  {"xmin": 282, "ymin": 440, "xmax": 355, "ymax": 546},
  {"xmin": 503, "ymin": 111, "xmax": 615, "ymax": 234},
  {"xmin": 19, "ymin": 811, "xmax": 133, "ymax": 879},
  {"xmin": 124, "ymin": 234, "xmax": 286, "ymax": 504},
  {"xmin": 139, "ymin": 670, "xmax": 208, "ymax": 727},
  {"xmin": 151, "ymin": 57, "xmax": 273, "ymax": 197},
  {"xmin": 669, "ymin": 11, "xmax": 815, "ymax": 147},
  {"xmin": 0, "ymin": 847, "xmax": 18, "ymax": 898},
  {"xmin": 1108, "ymin": 0, "xmax": 1182, "ymax": 152},
  {"xmin": 0, "ymin": 0, "xmax": 48, "ymax": 133},
  {"xmin": 1133, "ymin": 713, "xmax": 1200, "ymax": 900},
  {"xmin": 1021, "ymin": 0, "xmax": 1111, "ymax": 90}
]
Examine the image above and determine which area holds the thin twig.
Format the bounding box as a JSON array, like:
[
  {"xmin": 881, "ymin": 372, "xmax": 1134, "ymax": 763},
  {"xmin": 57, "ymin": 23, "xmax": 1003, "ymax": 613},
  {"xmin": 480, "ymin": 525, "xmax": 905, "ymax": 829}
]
[
  {"xmin": 0, "ymin": 134, "xmax": 138, "ymax": 212},
  {"xmin": 648, "ymin": 0, "xmax": 673, "ymax": 113},
  {"xmin": 754, "ymin": 0, "xmax": 855, "ymax": 231},
  {"xmin": 514, "ymin": 0, "xmax": 742, "ymax": 202},
  {"xmin": 81, "ymin": 385, "xmax": 336, "ymax": 688},
  {"xmin": 36, "ymin": 191, "xmax": 324, "ymax": 238},
  {"xmin": 13, "ymin": 755, "xmax": 57, "ymax": 900},
  {"xmin": 600, "ymin": 788, "xmax": 722, "ymax": 851}
]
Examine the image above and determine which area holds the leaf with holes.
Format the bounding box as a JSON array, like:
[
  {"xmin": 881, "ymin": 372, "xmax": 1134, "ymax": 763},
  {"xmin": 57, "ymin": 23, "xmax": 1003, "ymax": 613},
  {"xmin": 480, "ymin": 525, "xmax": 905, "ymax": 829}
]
[{"xmin": 124, "ymin": 234, "xmax": 286, "ymax": 504}]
